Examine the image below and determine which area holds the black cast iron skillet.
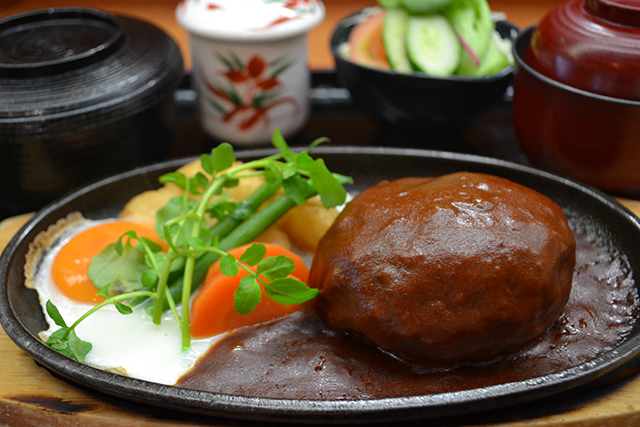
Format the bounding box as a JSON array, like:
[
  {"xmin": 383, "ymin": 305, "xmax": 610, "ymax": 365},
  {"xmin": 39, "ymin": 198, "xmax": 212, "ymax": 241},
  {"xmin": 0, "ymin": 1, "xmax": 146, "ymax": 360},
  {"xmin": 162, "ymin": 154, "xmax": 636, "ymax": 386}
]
[{"xmin": 1, "ymin": 147, "xmax": 640, "ymax": 424}]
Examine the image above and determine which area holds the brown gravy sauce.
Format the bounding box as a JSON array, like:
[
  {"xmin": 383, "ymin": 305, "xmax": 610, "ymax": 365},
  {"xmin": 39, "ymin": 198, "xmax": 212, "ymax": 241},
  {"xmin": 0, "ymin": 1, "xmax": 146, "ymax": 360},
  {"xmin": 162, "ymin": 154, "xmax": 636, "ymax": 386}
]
[{"xmin": 176, "ymin": 229, "xmax": 638, "ymax": 399}]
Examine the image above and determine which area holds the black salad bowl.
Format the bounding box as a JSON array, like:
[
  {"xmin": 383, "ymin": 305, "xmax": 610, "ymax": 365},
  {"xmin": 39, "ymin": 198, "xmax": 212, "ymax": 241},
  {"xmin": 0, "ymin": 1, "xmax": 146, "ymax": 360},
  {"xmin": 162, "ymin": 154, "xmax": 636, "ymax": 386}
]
[{"xmin": 331, "ymin": 8, "xmax": 517, "ymax": 133}]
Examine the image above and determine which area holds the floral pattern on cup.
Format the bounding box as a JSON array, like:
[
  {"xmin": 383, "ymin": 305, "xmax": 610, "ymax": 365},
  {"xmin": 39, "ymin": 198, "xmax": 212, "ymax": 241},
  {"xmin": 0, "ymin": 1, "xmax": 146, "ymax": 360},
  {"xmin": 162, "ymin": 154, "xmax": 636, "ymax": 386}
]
[{"xmin": 198, "ymin": 53, "xmax": 301, "ymax": 133}]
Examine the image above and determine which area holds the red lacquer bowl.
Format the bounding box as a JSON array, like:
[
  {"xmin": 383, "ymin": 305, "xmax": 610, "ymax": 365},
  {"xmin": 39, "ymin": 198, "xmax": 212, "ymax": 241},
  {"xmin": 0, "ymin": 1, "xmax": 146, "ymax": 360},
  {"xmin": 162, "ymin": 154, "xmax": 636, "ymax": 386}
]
[{"xmin": 512, "ymin": 0, "xmax": 640, "ymax": 195}]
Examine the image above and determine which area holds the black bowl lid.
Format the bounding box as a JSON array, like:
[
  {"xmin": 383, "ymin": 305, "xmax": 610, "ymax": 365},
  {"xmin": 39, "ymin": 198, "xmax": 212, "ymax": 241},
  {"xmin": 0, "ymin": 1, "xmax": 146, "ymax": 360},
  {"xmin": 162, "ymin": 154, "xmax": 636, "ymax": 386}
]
[{"xmin": 0, "ymin": 7, "xmax": 184, "ymax": 123}]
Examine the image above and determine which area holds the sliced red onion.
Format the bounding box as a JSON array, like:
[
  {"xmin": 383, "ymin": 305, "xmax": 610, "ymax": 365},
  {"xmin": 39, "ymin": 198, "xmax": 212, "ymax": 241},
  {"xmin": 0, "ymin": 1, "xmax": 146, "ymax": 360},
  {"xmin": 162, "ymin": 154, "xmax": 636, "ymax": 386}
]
[{"xmin": 455, "ymin": 29, "xmax": 480, "ymax": 66}]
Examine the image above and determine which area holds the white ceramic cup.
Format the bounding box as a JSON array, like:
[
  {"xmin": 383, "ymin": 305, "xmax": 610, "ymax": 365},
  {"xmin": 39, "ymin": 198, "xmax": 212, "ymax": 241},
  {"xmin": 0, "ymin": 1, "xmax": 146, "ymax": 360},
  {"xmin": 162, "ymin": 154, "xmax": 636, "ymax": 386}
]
[{"xmin": 176, "ymin": 0, "xmax": 325, "ymax": 146}]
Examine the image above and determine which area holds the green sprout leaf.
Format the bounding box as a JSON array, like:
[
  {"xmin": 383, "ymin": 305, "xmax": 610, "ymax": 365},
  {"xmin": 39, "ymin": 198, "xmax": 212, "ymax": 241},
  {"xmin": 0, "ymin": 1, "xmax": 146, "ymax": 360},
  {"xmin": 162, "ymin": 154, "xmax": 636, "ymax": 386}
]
[
  {"xmin": 297, "ymin": 153, "xmax": 348, "ymax": 208},
  {"xmin": 280, "ymin": 162, "xmax": 298, "ymax": 181},
  {"xmin": 263, "ymin": 169, "xmax": 280, "ymax": 184},
  {"xmin": 308, "ymin": 136, "xmax": 330, "ymax": 151},
  {"xmin": 188, "ymin": 237, "xmax": 206, "ymax": 251},
  {"xmin": 158, "ymin": 172, "xmax": 186, "ymax": 188},
  {"xmin": 141, "ymin": 269, "xmax": 159, "ymax": 289},
  {"xmin": 88, "ymin": 240, "xmax": 150, "ymax": 297},
  {"xmin": 46, "ymin": 300, "xmax": 67, "ymax": 328},
  {"xmin": 155, "ymin": 196, "xmax": 196, "ymax": 238},
  {"xmin": 219, "ymin": 254, "xmax": 239, "ymax": 276},
  {"xmin": 45, "ymin": 301, "xmax": 92, "ymax": 362},
  {"xmin": 45, "ymin": 331, "xmax": 67, "ymax": 352},
  {"xmin": 66, "ymin": 329, "xmax": 93, "ymax": 362},
  {"xmin": 257, "ymin": 255, "xmax": 295, "ymax": 281},
  {"xmin": 195, "ymin": 172, "xmax": 209, "ymax": 189},
  {"xmin": 264, "ymin": 277, "xmax": 319, "ymax": 305},
  {"xmin": 211, "ymin": 142, "xmax": 235, "ymax": 173},
  {"xmin": 283, "ymin": 175, "xmax": 312, "ymax": 205},
  {"xmin": 271, "ymin": 128, "xmax": 294, "ymax": 161},
  {"xmin": 139, "ymin": 237, "xmax": 164, "ymax": 253},
  {"xmin": 47, "ymin": 327, "xmax": 92, "ymax": 363},
  {"xmin": 115, "ymin": 302, "xmax": 134, "ymax": 315},
  {"xmin": 200, "ymin": 153, "xmax": 215, "ymax": 175},
  {"xmin": 234, "ymin": 275, "xmax": 262, "ymax": 315},
  {"xmin": 96, "ymin": 284, "xmax": 111, "ymax": 298},
  {"xmin": 239, "ymin": 243, "xmax": 267, "ymax": 267}
]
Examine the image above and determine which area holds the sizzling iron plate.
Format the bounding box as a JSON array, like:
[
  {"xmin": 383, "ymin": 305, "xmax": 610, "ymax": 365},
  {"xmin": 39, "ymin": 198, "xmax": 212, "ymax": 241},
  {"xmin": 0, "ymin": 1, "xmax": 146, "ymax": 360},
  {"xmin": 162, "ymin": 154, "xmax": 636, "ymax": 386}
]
[{"xmin": 1, "ymin": 147, "xmax": 640, "ymax": 424}]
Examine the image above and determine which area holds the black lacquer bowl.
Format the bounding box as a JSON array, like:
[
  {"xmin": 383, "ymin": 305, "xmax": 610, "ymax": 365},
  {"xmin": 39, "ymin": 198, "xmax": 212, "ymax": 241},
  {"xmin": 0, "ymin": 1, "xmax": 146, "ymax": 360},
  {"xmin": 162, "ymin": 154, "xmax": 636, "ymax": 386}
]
[
  {"xmin": 0, "ymin": 7, "xmax": 184, "ymax": 219},
  {"xmin": 1, "ymin": 147, "xmax": 640, "ymax": 424},
  {"xmin": 331, "ymin": 9, "xmax": 517, "ymax": 130}
]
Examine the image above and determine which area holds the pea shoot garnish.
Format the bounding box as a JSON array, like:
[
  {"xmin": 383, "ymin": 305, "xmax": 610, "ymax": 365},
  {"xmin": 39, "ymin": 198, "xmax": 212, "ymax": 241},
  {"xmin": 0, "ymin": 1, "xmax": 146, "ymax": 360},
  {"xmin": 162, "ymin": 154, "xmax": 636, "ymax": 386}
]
[{"xmin": 45, "ymin": 130, "xmax": 351, "ymax": 362}]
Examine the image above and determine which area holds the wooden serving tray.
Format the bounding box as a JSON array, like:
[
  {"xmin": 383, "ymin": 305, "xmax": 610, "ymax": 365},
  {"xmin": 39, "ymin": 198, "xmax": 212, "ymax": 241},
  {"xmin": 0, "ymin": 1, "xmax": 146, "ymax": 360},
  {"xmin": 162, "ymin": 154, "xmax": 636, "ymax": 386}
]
[{"xmin": 1, "ymin": 200, "xmax": 640, "ymax": 426}]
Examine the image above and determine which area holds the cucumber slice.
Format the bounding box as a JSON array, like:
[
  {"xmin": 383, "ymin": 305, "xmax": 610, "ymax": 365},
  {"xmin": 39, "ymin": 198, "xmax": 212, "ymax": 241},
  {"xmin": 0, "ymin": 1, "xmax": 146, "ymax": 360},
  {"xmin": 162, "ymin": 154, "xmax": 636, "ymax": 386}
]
[
  {"xmin": 443, "ymin": 0, "xmax": 493, "ymax": 75},
  {"xmin": 472, "ymin": 31, "xmax": 512, "ymax": 76},
  {"xmin": 401, "ymin": 0, "xmax": 455, "ymax": 14},
  {"xmin": 405, "ymin": 14, "xmax": 460, "ymax": 76},
  {"xmin": 383, "ymin": 9, "xmax": 412, "ymax": 72}
]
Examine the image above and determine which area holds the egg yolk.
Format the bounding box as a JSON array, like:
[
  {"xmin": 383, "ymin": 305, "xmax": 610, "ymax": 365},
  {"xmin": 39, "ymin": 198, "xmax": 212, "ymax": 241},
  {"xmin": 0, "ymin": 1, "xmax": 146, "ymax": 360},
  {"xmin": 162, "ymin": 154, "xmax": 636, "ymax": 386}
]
[{"xmin": 52, "ymin": 221, "xmax": 165, "ymax": 304}]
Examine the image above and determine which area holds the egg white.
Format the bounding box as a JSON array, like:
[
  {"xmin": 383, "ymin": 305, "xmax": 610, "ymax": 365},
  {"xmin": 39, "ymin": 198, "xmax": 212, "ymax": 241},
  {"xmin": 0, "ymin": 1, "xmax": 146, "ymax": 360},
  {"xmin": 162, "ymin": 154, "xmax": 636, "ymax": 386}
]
[{"xmin": 32, "ymin": 218, "xmax": 222, "ymax": 385}]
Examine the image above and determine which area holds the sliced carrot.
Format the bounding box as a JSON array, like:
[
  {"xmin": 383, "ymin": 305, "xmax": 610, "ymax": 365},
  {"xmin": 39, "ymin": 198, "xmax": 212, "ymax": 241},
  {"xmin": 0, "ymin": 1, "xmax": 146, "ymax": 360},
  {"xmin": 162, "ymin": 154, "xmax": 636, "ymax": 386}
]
[
  {"xmin": 190, "ymin": 243, "xmax": 309, "ymax": 338},
  {"xmin": 52, "ymin": 221, "xmax": 166, "ymax": 304}
]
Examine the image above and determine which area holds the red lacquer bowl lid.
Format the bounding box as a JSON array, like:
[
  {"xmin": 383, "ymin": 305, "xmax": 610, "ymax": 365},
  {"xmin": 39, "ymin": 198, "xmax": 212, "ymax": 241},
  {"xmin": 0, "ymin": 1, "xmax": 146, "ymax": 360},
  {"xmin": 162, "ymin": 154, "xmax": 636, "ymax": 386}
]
[{"xmin": 524, "ymin": 0, "xmax": 640, "ymax": 101}]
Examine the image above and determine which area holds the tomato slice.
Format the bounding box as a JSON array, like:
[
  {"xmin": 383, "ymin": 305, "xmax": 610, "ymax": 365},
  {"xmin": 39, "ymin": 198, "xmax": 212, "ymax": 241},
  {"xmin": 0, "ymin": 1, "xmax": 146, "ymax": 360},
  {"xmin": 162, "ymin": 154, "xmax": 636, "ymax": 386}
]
[{"xmin": 348, "ymin": 10, "xmax": 391, "ymax": 69}]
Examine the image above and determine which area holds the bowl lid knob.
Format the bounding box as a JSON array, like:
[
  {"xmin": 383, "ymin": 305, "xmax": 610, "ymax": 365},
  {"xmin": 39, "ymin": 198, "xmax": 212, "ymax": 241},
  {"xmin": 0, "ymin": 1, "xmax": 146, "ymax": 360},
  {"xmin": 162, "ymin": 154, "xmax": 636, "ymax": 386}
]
[
  {"xmin": 586, "ymin": 0, "xmax": 640, "ymax": 27},
  {"xmin": 0, "ymin": 8, "xmax": 124, "ymax": 78}
]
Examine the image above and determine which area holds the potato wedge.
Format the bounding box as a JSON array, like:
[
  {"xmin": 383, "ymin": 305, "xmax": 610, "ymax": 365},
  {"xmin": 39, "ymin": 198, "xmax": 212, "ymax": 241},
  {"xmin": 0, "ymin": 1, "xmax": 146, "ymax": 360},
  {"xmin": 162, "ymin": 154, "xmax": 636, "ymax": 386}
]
[{"xmin": 278, "ymin": 197, "xmax": 339, "ymax": 252}]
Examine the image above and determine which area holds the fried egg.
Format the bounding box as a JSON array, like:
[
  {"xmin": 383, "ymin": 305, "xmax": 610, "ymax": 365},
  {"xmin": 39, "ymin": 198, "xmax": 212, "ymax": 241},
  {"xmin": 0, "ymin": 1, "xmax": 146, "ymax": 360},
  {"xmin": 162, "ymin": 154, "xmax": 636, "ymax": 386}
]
[{"xmin": 26, "ymin": 213, "xmax": 222, "ymax": 385}]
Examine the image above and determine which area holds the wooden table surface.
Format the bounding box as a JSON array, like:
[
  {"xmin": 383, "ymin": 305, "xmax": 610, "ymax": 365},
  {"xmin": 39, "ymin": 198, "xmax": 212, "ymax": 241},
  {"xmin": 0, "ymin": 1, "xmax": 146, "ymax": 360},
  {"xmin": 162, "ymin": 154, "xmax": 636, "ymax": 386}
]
[{"xmin": 3, "ymin": 0, "xmax": 640, "ymax": 425}]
